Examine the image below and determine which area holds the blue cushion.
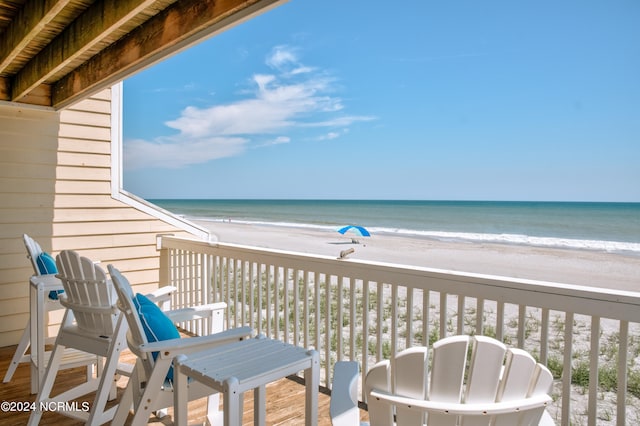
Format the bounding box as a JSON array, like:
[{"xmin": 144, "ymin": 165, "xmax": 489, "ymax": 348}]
[
  {"xmin": 36, "ymin": 253, "xmax": 64, "ymax": 300},
  {"xmin": 133, "ymin": 293, "xmax": 180, "ymax": 382}
]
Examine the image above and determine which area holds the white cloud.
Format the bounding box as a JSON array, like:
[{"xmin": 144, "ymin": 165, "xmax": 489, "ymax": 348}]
[
  {"xmin": 266, "ymin": 45, "xmax": 298, "ymax": 70},
  {"xmin": 273, "ymin": 136, "xmax": 291, "ymax": 144},
  {"xmin": 258, "ymin": 136, "xmax": 291, "ymax": 147},
  {"xmin": 319, "ymin": 132, "xmax": 340, "ymax": 141},
  {"xmin": 125, "ymin": 45, "xmax": 376, "ymax": 170},
  {"xmin": 124, "ymin": 136, "xmax": 247, "ymax": 170}
]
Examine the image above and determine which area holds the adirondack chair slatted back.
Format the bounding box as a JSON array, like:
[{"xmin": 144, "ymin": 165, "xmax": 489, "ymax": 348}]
[
  {"xmin": 365, "ymin": 335, "xmax": 554, "ymax": 426},
  {"xmin": 365, "ymin": 360, "xmax": 393, "ymax": 426},
  {"xmin": 29, "ymin": 250, "xmax": 128, "ymax": 426},
  {"xmin": 331, "ymin": 361, "xmax": 361, "ymax": 426},
  {"xmin": 394, "ymin": 347, "xmax": 428, "ymax": 426},
  {"xmin": 23, "ymin": 234, "xmax": 44, "ymax": 275},
  {"xmin": 56, "ymin": 250, "xmax": 117, "ymax": 337},
  {"xmin": 108, "ymin": 265, "xmax": 156, "ymax": 375}
]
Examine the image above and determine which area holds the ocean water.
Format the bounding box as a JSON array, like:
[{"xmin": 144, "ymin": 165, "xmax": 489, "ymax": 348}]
[{"xmin": 149, "ymin": 199, "xmax": 640, "ymax": 254}]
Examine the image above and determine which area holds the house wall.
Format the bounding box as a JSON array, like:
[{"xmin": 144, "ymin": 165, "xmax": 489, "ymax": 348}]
[{"xmin": 0, "ymin": 88, "xmax": 207, "ymax": 347}]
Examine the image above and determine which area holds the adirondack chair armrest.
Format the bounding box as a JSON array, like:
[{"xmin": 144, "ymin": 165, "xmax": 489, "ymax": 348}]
[
  {"xmin": 144, "ymin": 285, "xmax": 176, "ymax": 305},
  {"xmin": 138, "ymin": 326, "xmax": 253, "ymax": 357},
  {"xmin": 368, "ymin": 390, "xmax": 552, "ymax": 416},
  {"xmin": 164, "ymin": 302, "xmax": 227, "ymax": 323}
]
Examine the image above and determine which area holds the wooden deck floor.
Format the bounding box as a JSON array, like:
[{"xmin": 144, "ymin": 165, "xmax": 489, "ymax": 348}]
[{"xmin": 0, "ymin": 343, "xmax": 369, "ymax": 425}]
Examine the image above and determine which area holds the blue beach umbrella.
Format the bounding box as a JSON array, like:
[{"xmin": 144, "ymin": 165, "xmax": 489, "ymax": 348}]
[{"xmin": 337, "ymin": 225, "xmax": 371, "ymax": 237}]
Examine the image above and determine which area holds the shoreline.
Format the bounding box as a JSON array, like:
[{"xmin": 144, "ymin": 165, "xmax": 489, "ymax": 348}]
[{"xmin": 194, "ymin": 219, "xmax": 640, "ymax": 292}]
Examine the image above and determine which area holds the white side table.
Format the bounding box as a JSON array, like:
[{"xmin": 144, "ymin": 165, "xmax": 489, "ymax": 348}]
[{"xmin": 174, "ymin": 336, "xmax": 319, "ymax": 426}]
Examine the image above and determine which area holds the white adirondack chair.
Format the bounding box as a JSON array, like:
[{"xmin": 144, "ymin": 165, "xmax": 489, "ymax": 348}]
[
  {"xmin": 3, "ymin": 235, "xmax": 96, "ymax": 386},
  {"xmin": 364, "ymin": 335, "xmax": 555, "ymax": 426},
  {"xmin": 28, "ymin": 250, "xmax": 128, "ymax": 425},
  {"xmin": 108, "ymin": 264, "xmax": 254, "ymax": 426},
  {"xmin": 331, "ymin": 361, "xmax": 366, "ymax": 426}
]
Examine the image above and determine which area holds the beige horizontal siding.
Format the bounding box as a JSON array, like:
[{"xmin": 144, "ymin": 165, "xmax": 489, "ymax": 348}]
[
  {"xmin": 58, "ymin": 123, "xmax": 111, "ymax": 140},
  {"xmin": 52, "ymin": 207, "xmax": 158, "ymax": 222},
  {"xmin": 0, "ymin": 87, "xmax": 206, "ymax": 347},
  {"xmin": 58, "ymin": 138, "xmax": 111, "ymax": 154},
  {"xmin": 56, "ymin": 165, "xmax": 111, "ymax": 181},
  {"xmin": 54, "ymin": 194, "xmax": 127, "ymax": 208},
  {"xmin": 54, "ymin": 179, "xmax": 112, "ymax": 194},
  {"xmin": 0, "ymin": 162, "xmax": 59, "ymax": 180},
  {"xmin": 57, "ymin": 151, "xmax": 111, "ymax": 167}
]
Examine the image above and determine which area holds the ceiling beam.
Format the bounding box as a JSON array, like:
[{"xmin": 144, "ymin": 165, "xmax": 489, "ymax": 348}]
[
  {"xmin": 0, "ymin": 77, "xmax": 52, "ymax": 107},
  {"xmin": 0, "ymin": 0, "xmax": 73, "ymax": 75},
  {"xmin": 11, "ymin": 0, "xmax": 159, "ymax": 103},
  {"xmin": 52, "ymin": 0, "xmax": 286, "ymax": 110}
]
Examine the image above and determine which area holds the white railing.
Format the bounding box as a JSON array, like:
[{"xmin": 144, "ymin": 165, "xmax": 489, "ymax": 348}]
[{"xmin": 159, "ymin": 235, "xmax": 640, "ymax": 426}]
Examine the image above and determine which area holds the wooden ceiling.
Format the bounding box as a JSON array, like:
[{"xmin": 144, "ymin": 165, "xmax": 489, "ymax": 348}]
[{"xmin": 0, "ymin": 0, "xmax": 285, "ymax": 110}]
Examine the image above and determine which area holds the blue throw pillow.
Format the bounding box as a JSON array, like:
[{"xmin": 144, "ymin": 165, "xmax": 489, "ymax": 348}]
[
  {"xmin": 133, "ymin": 293, "xmax": 180, "ymax": 382},
  {"xmin": 36, "ymin": 252, "xmax": 64, "ymax": 300}
]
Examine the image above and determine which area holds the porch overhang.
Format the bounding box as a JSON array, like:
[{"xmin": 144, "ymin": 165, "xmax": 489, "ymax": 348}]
[{"xmin": 0, "ymin": 0, "xmax": 287, "ymax": 110}]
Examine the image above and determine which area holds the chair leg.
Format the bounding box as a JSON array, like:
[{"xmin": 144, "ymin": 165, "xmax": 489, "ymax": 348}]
[
  {"xmin": 205, "ymin": 393, "xmax": 222, "ymax": 425},
  {"xmin": 112, "ymin": 373, "xmax": 135, "ymax": 425},
  {"xmin": 27, "ymin": 342, "xmax": 65, "ymax": 426},
  {"xmin": 86, "ymin": 347, "xmax": 122, "ymax": 424},
  {"xmin": 2, "ymin": 319, "xmax": 31, "ymax": 383},
  {"xmin": 129, "ymin": 358, "xmax": 174, "ymax": 426}
]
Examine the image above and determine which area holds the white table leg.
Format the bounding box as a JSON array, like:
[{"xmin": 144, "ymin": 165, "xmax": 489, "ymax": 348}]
[
  {"xmin": 305, "ymin": 350, "xmax": 320, "ymax": 426},
  {"xmin": 254, "ymin": 384, "xmax": 266, "ymax": 426},
  {"xmin": 173, "ymin": 355, "xmax": 188, "ymax": 426},
  {"xmin": 223, "ymin": 377, "xmax": 240, "ymax": 426}
]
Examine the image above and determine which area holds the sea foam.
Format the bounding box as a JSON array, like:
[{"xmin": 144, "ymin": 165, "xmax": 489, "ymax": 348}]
[{"xmin": 194, "ymin": 217, "xmax": 640, "ymax": 254}]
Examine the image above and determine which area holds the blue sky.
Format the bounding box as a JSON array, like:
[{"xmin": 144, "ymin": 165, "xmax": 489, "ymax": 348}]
[{"xmin": 123, "ymin": 0, "xmax": 640, "ymax": 202}]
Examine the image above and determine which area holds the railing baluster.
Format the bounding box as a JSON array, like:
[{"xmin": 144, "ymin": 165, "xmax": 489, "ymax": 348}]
[
  {"xmin": 423, "ymin": 290, "xmax": 429, "ymax": 346},
  {"xmin": 439, "ymin": 292, "xmax": 447, "ymax": 339},
  {"xmin": 257, "ymin": 263, "xmax": 263, "ymax": 335},
  {"xmin": 266, "ymin": 264, "xmax": 272, "ymax": 338},
  {"xmin": 231, "ymin": 258, "xmax": 242, "ymax": 327},
  {"xmin": 518, "ymin": 305, "xmax": 526, "ymax": 348},
  {"xmin": 406, "ymin": 286, "xmax": 414, "ymax": 347},
  {"xmin": 476, "ymin": 297, "xmax": 484, "ymax": 335},
  {"xmin": 562, "ymin": 312, "xmax": 574, "ymax": 426},
  {"xmin": 240, "ymin": 260, "xmax": 247, "ymax": 328},
  {"xmin": 303, "ymin": 270, "xmax": 310, "ymax": 348},
  {"xmin": 376, "ymin": 281, "xmax": 383, "ymax": 362},
  {"xmin": 249, "ymin": 261, "xmax": 255, "ymax": 330},
  {"xmin": 457, "ymin": 295, "xmax": 465, "ymax": 335},
  {"xmin": 337, "ymin": 275, "xmax": 344, "ymax": 360},
  {"xmin": 294, "ymin": 268, "xmax": 301, "ymax": 347},
  {"xmin": 325, "ymin": 272, "xmax": 332, "ymax": 386},
  {"xmin": 588, "ymin": 316, "xmax": 600, "ymax": 426},
  {"xmin": 617, "ymin": 320, "xmax": 629, "ymax": 426},
  {"xmin": 391, "ymin": 283, "xmax": 398, "ymax": 357},
  {"xmin": 540, "ymin": 307, "xmax": 549, "ymax": 365},
  {"xmin": 314, "ymin": 271, "xmax": 320, "ymax": 351},
  {"xmin": 496, "ymin": 301, "xmax": 504, "ymax": 341},
  {"xmin": 283, "ymin": 267, "xmax": 290, "ymax": 344},
  {"xmin": 362, "ymin": 280, "xmax": 370, "ymax": 386},
  {"xmin": 350, "ymin": 278, "xmax": 356, "ymax": 360},
  {"xmin": 276, "ymin": 266, "xmax": 282, "ymax": 340}
]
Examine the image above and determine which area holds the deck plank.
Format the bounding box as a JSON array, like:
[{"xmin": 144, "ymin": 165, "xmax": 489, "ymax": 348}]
[{"xmin": 0, "ymin": 343, "xmax": 368, "ymax": 425}]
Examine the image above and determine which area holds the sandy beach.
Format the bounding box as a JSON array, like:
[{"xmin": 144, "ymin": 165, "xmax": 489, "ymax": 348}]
[{"xmin": 195, "ymin": 220, "xmax": 640, "ymax": 292}]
